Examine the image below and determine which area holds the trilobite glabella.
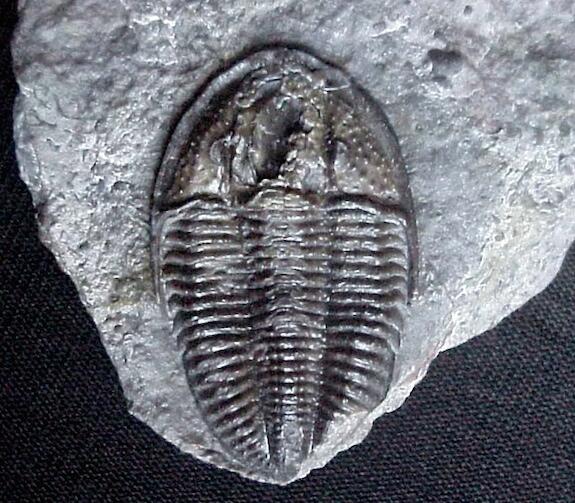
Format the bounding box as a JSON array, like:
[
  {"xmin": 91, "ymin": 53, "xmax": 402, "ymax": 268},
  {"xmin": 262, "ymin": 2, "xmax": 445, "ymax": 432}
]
[{"xmin": 152, "ymin": 48, "xmax": 417, "ymax": 484}]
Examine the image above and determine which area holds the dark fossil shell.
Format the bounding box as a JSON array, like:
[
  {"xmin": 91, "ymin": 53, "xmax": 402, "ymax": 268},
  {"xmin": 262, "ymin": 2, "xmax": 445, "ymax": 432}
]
[{"xmin": 152, "ymin": 48, "xmax": 417, "ymax": 483}]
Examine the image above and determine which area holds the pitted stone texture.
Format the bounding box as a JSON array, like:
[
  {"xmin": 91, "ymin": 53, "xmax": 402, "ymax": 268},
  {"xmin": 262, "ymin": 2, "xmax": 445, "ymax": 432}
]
[{"xmin": 12, "ymin": 0, "xmax": 575, "ymax": 484}]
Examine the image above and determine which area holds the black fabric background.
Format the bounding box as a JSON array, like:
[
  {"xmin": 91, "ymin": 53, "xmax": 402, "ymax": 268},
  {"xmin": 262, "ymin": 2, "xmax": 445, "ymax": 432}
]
[{"xmin": 0, "ymin": 3, "xmax": 573, "ymax": 501}]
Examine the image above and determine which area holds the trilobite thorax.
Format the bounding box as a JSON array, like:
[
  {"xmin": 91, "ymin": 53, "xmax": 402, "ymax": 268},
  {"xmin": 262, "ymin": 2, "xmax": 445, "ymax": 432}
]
[{"xmin": 152, "ymin": 48, "xmax": 417, "ymax": 483}]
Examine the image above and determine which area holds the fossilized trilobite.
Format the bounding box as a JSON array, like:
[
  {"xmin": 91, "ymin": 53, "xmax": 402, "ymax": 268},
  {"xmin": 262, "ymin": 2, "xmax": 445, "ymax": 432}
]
[{"xmin": 152, "ymin": 48, "xmax": 417, "ymax": 483}]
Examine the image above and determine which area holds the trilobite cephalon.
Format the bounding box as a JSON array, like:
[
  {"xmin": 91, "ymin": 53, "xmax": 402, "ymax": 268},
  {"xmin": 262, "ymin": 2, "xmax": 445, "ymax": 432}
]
[{"xmin": 152, "ymin": 48, "xmax": 417, "ymax": 483}]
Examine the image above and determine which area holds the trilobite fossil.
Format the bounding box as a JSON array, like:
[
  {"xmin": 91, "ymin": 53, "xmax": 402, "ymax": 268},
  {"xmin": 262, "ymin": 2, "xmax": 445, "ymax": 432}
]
[{"xmin": 152, "ymin": 47, "xmax": 417, "ymax": 483}]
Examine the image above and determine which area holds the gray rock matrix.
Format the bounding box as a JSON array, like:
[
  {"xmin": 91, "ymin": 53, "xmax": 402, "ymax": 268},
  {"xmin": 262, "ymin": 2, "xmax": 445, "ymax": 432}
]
[{"xmin": 12, "ymin": 0, "xmax": 575, "ymax": 484}]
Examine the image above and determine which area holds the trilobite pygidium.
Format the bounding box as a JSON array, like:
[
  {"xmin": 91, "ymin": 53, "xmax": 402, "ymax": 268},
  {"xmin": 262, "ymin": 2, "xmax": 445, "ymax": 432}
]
[{"xmin": 152, "ymin": 48, "xmax": 417, "ymax": 483}]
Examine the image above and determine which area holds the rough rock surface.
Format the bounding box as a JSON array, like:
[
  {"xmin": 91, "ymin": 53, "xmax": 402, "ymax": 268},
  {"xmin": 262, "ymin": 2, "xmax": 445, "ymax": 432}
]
[{"xmin": 12, "ymin": 0, "xmax": 575, "ymax": 484}]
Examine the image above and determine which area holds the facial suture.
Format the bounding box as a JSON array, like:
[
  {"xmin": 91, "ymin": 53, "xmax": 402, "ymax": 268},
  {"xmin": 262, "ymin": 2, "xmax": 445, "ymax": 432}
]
[{"xmin": 152, "ymin": 48, "xmax": 417, "ymax": 484}]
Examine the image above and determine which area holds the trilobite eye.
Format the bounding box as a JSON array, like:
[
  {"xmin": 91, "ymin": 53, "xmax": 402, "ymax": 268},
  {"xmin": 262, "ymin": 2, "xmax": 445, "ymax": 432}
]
[{"xmin": 152, "ymin": 48, "xmax": 417, "ymax": 483}]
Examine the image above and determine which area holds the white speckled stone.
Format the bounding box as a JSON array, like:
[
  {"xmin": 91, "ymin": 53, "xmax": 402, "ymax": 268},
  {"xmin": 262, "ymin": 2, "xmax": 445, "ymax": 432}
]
[{"xmin": 12, "ymin": 0, "xmax": 575, "ymax": 483}]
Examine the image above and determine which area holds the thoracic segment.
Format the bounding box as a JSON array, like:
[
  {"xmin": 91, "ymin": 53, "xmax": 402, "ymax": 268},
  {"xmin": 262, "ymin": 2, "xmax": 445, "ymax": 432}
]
[{"xmin": 157, "ymin": 191, "xmax": 408, "ymax": 481}]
